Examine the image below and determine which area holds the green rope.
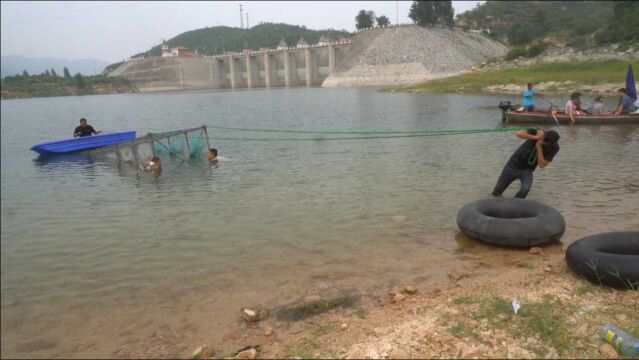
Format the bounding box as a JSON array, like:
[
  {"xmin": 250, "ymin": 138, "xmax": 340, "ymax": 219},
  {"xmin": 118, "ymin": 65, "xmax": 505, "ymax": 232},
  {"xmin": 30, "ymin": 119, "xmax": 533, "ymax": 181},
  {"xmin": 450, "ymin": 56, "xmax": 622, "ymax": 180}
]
[
  {"xmin": 175, "ymin": 127, "xmax": 525, "ymax": 142},
  {"xmin": 205, "ymin": 124, "xmax": 526, "ymax": 135},
  {"xmin": 527, "ymin": 147, "xmax": 538, "ymax": 165}
]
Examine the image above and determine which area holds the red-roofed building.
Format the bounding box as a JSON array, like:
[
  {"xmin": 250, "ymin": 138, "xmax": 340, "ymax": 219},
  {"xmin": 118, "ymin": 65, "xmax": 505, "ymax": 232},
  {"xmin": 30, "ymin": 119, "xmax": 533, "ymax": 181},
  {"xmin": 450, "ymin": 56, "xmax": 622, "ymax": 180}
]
[{"xmin": 161, "ymin": 42, "xmax": 199, "ymax": 57}]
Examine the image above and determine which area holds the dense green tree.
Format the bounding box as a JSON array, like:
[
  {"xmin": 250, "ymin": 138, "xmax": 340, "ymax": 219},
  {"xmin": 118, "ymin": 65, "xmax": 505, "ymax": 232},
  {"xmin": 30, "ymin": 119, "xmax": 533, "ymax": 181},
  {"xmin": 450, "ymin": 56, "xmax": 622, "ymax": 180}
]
[
  {"xmin": 141, "ymin": 23, "xmax": 351, "ymax": 57},
  {"xmin": 595, "ymin": 0, "xmax": 639, "ymax": 45},
  {"xmin": 377, "ymin": 15, "xmax": 390, "ymax": 27},
  {"xmin": 51, "ymin": 69, "xmax": 57, "ymax": 77},
  {"xmin": 63, "ymin": 67, "xmax": 71, "ymax": 78},
  {"xmin": 355, "ymin": 10, "xmax": 375, "ymax": 29},
  {"xmin": 409, "ymin": 1, "xmax": 454, "ymax": 27},
  {"xmin": 74, "ymin": 73, "xmax": 86, "ymax": 89},
  {"xmin": 22, "ymin": 70, "xmax": 29, "ymax": 77},
  {"xmin": 45, "ymin": 69, "xmax": 51, "ymax": 76},
  {"xmin": 456, "ymin": 1, "xmax": 621, "ymax": 48}
]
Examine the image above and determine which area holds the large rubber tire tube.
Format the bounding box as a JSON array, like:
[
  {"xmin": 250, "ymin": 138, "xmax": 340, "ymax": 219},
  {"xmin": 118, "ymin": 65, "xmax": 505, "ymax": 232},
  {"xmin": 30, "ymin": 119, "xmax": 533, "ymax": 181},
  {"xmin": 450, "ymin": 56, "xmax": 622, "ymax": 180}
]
[
  {"xmin": 566, "ymin": 232, "xmax": 639, "ymax": 289},
  {"xmin": 457, "ymin": 197, "xmax": 565, "ymax": 247}
]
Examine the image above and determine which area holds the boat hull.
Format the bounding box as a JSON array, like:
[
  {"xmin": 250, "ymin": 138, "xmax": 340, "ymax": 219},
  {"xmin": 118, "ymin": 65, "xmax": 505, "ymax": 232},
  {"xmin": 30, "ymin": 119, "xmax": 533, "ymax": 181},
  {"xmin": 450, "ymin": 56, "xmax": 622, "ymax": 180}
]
[
  {"xmin": 505, "ymin": 111, "xmax": 639, "ymax": 125},
  {"xmin": 31, "ymin": 131, "xmax": 137, "ymax": 155}
]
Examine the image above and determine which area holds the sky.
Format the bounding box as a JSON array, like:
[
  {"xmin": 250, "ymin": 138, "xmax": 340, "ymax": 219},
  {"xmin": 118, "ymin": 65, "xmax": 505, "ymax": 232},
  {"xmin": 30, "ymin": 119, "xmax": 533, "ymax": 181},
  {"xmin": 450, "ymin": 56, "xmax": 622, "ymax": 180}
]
[{"xmin": 1, "ymin": 1, "xmax": 483, "ymax": 62}]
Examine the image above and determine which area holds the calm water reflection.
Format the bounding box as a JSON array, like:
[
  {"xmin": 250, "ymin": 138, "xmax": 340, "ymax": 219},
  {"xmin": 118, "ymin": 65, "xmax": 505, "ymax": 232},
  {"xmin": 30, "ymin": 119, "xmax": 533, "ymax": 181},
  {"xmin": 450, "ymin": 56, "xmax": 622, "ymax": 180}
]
[{"xmin": 2, "ymin": 88, "xmax": 638, "ymax": 357}]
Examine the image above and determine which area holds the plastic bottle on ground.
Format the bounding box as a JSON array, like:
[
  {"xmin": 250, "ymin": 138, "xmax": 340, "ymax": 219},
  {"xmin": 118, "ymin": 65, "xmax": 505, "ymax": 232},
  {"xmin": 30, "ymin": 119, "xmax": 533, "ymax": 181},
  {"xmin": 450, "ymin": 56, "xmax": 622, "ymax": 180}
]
[{"xmin": 601, "ymin": 324, "xmax": 639, "ymax": 356}]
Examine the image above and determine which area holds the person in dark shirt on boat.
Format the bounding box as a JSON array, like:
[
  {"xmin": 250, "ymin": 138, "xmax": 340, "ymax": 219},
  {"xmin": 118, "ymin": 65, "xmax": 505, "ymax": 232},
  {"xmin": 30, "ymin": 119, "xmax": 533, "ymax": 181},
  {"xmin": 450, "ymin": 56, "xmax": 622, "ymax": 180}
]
[
  {"xmin": 492, "ymin": 128, "xmax": 560, "ymax": 199},
  {"xmin": 73, "ymin": 118, "xmax": 102, "ymax": 137},
  {"xmin": 613, "ymin": 88, "xmax": 638, "ymax": 115}
]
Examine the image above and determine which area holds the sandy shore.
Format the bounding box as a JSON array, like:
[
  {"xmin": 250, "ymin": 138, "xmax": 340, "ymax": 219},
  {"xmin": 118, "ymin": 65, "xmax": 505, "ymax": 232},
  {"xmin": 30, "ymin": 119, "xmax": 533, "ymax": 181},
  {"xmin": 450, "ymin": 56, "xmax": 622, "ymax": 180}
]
[{"xmin": 196, "ymin": 241, "xmax": 638, "ymax": 359}]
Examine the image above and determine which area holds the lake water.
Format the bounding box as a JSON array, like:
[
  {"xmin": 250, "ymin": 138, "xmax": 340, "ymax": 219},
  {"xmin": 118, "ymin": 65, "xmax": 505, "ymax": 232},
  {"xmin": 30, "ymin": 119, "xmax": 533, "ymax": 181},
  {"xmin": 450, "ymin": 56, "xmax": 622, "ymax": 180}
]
[{"xmin": 1, "ymin": 88, "xmax": 638, "ymax": 358}]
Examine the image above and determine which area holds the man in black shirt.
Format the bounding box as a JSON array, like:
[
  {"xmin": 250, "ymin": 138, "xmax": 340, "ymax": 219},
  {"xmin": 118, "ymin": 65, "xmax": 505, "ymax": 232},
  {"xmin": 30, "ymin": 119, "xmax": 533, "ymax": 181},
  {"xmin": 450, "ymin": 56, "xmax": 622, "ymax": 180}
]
[
  {"xmin": 492, "ymin": 128, "xmax": 560, "ymax": 199},
  {"xmin": 73, "ymin": 118, "xmax": 102, "ymax": 137}
]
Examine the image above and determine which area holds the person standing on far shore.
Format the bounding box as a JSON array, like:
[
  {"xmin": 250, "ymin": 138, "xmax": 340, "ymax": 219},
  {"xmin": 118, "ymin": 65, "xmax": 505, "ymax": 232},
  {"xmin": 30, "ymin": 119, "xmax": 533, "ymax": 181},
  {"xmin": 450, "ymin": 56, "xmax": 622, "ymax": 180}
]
[{"xmin": 523, "ymin": 82, "xmax": 543, "ymax": 112}]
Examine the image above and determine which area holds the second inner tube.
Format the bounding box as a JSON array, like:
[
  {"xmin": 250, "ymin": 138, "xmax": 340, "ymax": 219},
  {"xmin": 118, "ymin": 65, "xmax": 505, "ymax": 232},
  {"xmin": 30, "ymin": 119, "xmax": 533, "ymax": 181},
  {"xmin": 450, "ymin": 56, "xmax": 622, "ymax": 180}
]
[
  {"xmin": 457, "ymin": 197, "xmax": 565, "ymax": 247},
  {"xmin": 566, "ymin": 232, "xmax": 639, "ymax": 289}
]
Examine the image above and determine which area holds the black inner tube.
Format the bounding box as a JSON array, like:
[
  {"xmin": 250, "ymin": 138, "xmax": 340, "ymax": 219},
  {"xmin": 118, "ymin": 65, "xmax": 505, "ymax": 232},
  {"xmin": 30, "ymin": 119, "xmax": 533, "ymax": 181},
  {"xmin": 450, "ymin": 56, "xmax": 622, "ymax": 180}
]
[
  {"xmin": 457, "ymin": 198, "xmax": 565, "ymax": 247},
  {"xmin": 479, "ymin": 208, "xmax": 536, "ymax": 219},
  {"xmin": 595, "ymin": 244, "xmax": 639, "ymax": 256},
  {"xmin": 566, "ymin": 232, "xmax": 639, "ymax": 289}
]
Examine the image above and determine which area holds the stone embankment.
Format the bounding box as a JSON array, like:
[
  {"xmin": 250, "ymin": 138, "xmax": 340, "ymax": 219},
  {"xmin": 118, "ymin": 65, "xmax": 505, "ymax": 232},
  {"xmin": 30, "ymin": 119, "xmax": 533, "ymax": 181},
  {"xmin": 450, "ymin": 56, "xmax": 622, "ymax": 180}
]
[
  {"xmin": 483, "ymin": 81, "xmax": 623, "ymax": 95},
  {"xmin": 480, "ymin": 44, "xmax": 639, "ymax": 72},
  {"xmin": 323, "ymin": 25, "xmax": 507, "ymax": 87}
]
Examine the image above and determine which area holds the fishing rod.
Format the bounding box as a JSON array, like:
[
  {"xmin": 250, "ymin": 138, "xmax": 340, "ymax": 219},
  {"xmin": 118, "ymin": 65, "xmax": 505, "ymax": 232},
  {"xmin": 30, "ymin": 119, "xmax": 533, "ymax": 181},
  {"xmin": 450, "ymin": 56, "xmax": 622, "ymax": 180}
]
[{"xmin": 539, "ymin": 94, "xmax": 561, "ymax": 126}]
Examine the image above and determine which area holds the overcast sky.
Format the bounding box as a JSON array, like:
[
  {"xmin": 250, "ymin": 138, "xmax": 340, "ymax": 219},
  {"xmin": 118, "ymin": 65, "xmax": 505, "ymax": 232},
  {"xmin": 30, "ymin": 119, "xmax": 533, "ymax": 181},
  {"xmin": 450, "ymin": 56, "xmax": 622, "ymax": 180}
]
[{"xmin": 1, "ymin": 1, "xmax": 483, "ymax": 62}]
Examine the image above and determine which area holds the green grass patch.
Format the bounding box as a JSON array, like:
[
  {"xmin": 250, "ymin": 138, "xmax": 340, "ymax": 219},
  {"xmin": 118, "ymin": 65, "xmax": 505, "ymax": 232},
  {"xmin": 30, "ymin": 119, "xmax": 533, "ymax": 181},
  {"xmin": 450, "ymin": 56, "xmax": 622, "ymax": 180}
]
[
  {"xmin": 575, "ymin": 284, "xmax": 597, "ymax": 296},
  {"xmin": 353, "ymin": 308, "xmax": 368, "ymax": 319},
  {"xmin": 472, "ymin": 295, "xmax": 573, "ymax": 355},
  {"xmin": 450, "ymin": 321, "xmax": 478, "ymax": 339},
  {"xmin": 282, "ymin": 337, "xmax": 319, "ymax": 359},
  {"xmin": 452, "ymin": 296, "xmax": 477, "ymax": 305},
  {"xmin": 476, "ymin": 296, "xmax": 512, "ymax": 323},
  {"xmin": 517, "ymin": 295, "xmax": 572, "ymax": 352},
  {"xmin": 310, "ymin": 323, "xmax": 337, "ymax": 337},
  {"xmin": 396, "ymin": 60, "xmax": 638, "ymax": 94},
  {"xmin": 518, "ymin": 261, "xmax": 535, "ymax": 269}
]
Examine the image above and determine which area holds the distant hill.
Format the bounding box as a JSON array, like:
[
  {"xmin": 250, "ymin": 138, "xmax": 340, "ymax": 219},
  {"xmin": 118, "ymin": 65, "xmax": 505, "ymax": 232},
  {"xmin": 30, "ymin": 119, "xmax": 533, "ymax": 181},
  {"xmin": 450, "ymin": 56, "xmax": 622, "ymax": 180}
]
[
  {"xmin": 456, "ymin": 1, "xmax": 638, "ymax": 49},
  {"xmin": 1, "ymin": 55, "xmax": 111, "ymax": 78},
  {"xmin": 136, "ymin": 23, "xmax": 352, "ymax": 57}
]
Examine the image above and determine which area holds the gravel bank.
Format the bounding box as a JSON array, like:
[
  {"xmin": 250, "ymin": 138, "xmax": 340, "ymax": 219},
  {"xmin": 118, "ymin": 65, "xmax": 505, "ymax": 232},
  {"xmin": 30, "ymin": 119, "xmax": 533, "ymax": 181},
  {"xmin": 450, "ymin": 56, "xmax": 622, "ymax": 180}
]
[{"xmin": 323, "ymin": 26, "xmax": 507, "ymax": 87}]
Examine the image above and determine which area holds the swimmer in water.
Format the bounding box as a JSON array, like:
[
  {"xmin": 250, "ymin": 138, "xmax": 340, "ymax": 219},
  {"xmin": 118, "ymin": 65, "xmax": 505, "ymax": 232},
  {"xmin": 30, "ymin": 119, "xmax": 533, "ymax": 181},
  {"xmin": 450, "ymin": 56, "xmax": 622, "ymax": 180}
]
[
  {"xmin": 208, "ymin": 148, "xmax": 218, "ymax": 162},
  {"xmin": 140, "ymin": 156, "xmax": 162, "ymax": 173}
]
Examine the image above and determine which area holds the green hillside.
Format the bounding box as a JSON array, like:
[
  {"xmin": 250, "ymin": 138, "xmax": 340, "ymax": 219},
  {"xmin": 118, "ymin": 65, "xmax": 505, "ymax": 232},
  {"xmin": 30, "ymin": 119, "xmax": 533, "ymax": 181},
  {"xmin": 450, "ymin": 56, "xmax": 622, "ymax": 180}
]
[
  {"xmin": 138, "ymin": 23, "xmax": 352, "ymax": 57},
  {"xmin": 456, "ymin": 1, "xmax": 638, "ymax": 49}
]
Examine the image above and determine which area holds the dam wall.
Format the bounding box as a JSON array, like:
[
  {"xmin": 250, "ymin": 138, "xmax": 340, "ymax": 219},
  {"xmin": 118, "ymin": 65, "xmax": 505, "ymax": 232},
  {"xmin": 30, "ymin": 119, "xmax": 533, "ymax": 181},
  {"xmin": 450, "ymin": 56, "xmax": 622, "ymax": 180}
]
[
  {"xmin": 108, "ymin": 43, "xmax": 354, "ymax": 92},
  {"xmin": 109, "ymin": 24, "xmax": 506, "ymax": 91}
]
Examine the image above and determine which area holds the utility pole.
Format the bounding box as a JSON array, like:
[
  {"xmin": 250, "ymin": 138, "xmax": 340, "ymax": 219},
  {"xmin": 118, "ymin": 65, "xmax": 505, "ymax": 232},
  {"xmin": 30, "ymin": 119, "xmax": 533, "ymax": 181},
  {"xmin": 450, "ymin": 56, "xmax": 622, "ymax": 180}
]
[
  {"xmin": 240, "ymin": 4, "xmax": 243, "ymax": 29},
  {"xmin": 396, "ymin": 0, "xmax": 399, "ymax": 25},
  {"xmin": 246, "ymin": 13, "xmax": 249, "ymax": 29}
]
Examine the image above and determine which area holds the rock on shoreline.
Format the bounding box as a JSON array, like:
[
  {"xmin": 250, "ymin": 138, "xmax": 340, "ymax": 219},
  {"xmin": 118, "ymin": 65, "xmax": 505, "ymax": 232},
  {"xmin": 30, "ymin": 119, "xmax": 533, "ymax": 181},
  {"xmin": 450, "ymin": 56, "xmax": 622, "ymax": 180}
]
[
  {"xmin": 483, "ymin": 82, "xmax": 624, "ymax": 95},
  {"xmin": 324, "ymin": 25, "xmax": 507, "ymax": 88}
]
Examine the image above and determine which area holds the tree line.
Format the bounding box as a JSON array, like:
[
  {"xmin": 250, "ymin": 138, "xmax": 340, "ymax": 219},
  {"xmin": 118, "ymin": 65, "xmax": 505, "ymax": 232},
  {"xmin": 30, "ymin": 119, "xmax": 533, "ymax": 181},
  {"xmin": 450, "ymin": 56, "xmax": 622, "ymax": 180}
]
[{"xmin": 355, "ymin": 1, "xmax": 454, "ymax": 30}]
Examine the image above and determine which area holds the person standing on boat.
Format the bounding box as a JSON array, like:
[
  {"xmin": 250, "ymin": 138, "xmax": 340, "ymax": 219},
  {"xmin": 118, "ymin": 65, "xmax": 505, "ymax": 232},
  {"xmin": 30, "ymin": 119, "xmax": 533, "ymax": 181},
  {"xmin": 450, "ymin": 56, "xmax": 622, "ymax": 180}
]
[
  {"xmin": 492, "ymin": 128, "xmax": 560, "ymax": 199},
  {"xmin": 523, "ymin": 83, "xmax": 543, "ymax": 112},
  {"xmin": 73, "ymin": 118, "xmax": 102, "ymax": 137}
]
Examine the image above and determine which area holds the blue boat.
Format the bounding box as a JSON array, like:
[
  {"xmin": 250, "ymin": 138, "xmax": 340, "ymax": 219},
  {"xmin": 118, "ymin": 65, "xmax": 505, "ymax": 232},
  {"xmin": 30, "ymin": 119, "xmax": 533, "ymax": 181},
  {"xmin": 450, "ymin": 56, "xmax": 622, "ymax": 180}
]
[{"xmin": 30, "ymin": 131, "xmax": 137, "ymax": 155}]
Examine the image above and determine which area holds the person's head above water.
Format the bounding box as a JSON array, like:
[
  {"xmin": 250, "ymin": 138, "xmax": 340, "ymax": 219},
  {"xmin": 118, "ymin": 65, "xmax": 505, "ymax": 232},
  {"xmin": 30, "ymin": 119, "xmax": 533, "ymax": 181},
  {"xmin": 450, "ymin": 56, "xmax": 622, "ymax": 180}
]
[
  {"xmin": 151, "ymin": 156, "xmax": 160, "ymax": 162},
  {"xmin": 543, "ymin": 130, "xmax": 560, "ymax": 145},
  {"xmin": 594, "ymin": 96, "xmax": 604, "ymax": 102},
  {"xmin": 527, "ymin": 82, "xmax": 534, "ymax": 90},
  {"xmin": 79, "ymin": 118, "xmax": 88, "ymax": 126},
  {"xmin": 570, "ymin": 92, "xmax": 582, "ymax": 100},
  {"xmin": 208, "ymin": 148, "xmax": 218, "ymax": 161}
]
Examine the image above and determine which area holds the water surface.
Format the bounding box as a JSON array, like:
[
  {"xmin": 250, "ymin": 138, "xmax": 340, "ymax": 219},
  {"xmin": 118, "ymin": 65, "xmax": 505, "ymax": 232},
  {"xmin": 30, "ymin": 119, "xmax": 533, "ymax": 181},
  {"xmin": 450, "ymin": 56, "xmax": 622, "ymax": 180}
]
[{"xmin": 2, "ymin": 88, "xmax": 638, "ymax": 358}]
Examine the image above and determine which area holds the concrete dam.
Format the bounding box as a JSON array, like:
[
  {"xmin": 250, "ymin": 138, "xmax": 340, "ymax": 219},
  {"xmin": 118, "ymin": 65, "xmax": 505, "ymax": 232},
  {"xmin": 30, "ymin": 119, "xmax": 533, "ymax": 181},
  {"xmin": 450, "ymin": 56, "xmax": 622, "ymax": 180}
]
[
  {"xmin": 108, "ymin": 42, "xmax": 354, "ymax": 92},
  {"xmin": 109, "ymin": 25, "xmax": 507, "ymax": 91}
]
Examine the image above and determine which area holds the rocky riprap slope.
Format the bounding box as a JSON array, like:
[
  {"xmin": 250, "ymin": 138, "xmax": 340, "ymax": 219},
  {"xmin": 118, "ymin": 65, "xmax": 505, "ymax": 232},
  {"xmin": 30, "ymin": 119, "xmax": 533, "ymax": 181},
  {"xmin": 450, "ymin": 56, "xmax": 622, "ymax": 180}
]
[{"xmin": 323, "ymin": 25, "xmax": 507, "ymax": 87}]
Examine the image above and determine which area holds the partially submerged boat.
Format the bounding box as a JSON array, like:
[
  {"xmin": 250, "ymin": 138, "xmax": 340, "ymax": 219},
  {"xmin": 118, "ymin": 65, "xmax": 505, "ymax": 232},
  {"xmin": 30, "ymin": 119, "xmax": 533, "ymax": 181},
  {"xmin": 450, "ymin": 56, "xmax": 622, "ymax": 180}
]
[
  {"xmin": 31, "ymin": 131, "xmax": 136, "ymax": 155},
  {"xmin": 504, "ymin": 110, "xmax": 639, "ymax": 125}
]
